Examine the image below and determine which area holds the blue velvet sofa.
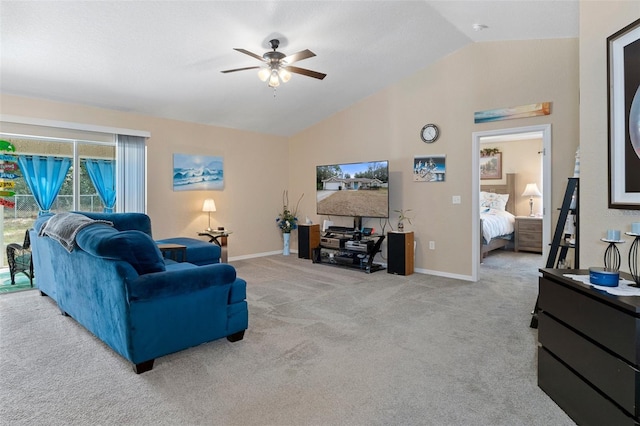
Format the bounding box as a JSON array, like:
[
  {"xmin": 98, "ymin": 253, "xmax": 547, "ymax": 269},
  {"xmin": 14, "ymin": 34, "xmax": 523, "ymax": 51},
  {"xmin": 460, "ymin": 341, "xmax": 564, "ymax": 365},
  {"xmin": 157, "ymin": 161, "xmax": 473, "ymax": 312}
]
[{"xmin": 29, "ymin": 212, "xmax": 248, "ymax": 373}]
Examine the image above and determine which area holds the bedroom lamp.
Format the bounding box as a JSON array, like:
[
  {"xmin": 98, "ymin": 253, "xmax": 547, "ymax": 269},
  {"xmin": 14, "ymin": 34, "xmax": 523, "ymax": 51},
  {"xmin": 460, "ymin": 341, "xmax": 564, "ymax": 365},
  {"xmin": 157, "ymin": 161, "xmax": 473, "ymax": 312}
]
[
  {"xmin": 522, "ymin": 183, "xmax": 542, "ymax": 217},
  {"xmin": 202, "ymin": 198, "xmax": 217, "ymax": 231}
]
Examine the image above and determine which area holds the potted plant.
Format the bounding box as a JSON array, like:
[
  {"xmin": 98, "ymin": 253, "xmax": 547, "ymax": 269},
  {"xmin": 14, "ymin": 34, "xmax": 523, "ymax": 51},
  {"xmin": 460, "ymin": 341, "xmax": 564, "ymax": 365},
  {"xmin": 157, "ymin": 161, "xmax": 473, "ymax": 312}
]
[
  {"xmin": 394, "ymin": 209, "xmax": 412, "ymax": 231},
  {"xmin": 276, "ymin": 190, "xmax": 303, "ymax": 255}
]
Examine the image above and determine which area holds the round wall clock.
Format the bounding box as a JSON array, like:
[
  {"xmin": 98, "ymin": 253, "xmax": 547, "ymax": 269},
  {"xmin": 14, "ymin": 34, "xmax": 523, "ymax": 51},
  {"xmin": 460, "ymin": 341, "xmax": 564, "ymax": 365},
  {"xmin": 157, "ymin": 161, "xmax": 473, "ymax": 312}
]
[{"xmin": 420, "ymin": 124, "xmax": 439, "ymax": 143}]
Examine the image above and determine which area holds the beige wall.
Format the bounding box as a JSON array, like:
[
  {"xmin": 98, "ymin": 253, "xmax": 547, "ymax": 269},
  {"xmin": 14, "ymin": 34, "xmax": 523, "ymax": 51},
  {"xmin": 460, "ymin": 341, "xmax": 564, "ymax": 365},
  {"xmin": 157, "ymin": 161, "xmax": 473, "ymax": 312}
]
[
  {"xmin": 290, "ymin": 38, "xmax": 579, "ymax": 279},
  {"xmin": 580, "ymin": 2, "xmax": 640, "ymax": 270},
  {"xmin": 0, "ymin": 94, "xmax": 289, "ymax": 259},
  {"xmin": 1, "ymin": 37, "xmax": 580, "ymax": 278}
]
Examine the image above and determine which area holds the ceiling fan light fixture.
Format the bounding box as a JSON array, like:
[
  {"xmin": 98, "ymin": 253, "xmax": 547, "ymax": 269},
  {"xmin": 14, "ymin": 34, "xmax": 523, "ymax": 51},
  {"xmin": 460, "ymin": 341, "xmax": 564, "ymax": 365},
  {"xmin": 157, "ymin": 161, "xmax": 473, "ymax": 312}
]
[
  {"xmin": 224, "ymin": 38, "xmax": 325, "ymax": 90},
  {"xmin": 257, "ymin": 68, "xmax": 271, "ymax": 82},
  {"xmin": 278, "ymin": 68, "xmax": 291, "ymax": 83},
  {"xmin": 268, "ymin": 69, "xmax": 280, "ymax": 88}
]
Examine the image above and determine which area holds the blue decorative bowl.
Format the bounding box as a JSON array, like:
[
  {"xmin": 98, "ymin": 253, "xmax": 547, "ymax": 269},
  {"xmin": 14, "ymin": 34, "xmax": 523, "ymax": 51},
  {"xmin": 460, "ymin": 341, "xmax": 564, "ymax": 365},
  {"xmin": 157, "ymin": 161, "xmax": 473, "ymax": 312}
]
[{"xmin": 589, "ymin": 267, "xmax": 620, "ymax": 287}]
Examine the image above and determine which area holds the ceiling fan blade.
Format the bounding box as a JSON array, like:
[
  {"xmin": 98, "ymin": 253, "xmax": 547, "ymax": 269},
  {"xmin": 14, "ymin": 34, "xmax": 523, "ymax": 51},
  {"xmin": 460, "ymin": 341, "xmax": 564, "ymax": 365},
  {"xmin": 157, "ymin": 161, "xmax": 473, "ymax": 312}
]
[
  {"xmin": 233, "ymin": 48, "xmax": 265, "ymax": 62},
  {"xmin": 286, "ymin": 66, "xmax": 326, "ymax": 80},
  {"xmin": 221, "ymin": 66, "xmax": 261, "ymax": 74},
  {"xmin": 283, "ymin": 49, "xmax": 316, "ymax": 64}
]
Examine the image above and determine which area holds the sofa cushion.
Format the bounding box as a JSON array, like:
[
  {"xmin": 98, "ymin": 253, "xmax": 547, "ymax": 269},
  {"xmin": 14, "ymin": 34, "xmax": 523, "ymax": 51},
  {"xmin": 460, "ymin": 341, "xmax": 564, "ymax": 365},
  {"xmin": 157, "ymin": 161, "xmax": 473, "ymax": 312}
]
[
  {"xmin": 76, "ymin": 225, "xmax": 165, "ymax": 275},
  {"xmin": 73, "ymin": 211, "xmax": 153, "ymax": 237},
  {"xmin": 38, "ymin": 212, "xmax": 114, "ymax": 252}
]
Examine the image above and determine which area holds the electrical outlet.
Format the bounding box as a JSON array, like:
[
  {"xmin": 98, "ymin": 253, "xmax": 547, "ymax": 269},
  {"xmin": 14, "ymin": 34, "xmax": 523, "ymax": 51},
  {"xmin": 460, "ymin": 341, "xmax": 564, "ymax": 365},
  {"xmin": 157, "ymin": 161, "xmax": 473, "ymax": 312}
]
[
  {"xmin": 452, "ymin": 195, "xmax": 461, "ymax": 204},
  {"xmin": 429, "ymin": 241, "xmax": 435, "ymax": 250}
]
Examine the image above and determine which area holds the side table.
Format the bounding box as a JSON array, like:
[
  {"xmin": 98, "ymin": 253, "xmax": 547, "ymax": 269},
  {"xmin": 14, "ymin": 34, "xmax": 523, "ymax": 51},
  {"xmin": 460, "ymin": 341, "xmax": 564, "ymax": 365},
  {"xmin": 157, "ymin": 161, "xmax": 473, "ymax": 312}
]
[
  {"xmin": 515, "ymin": 216, "xmax": 542, "ymax": 253},
  {"xmin": 198, "ymin": 230, "xmax": 231, "ymax": 263},
  {"xmin": 157, "ymin": 243, "xmax": 187, "ymax": 262}
]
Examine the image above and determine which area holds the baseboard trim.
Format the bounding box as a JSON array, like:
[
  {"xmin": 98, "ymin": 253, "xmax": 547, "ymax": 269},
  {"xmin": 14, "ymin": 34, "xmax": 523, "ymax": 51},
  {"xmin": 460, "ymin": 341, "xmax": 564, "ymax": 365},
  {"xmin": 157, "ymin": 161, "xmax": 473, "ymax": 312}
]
[
  {"xmin": 229, "ymin": 249, "xmax": 298, "ymax": 262},
  {"xmin": 227, "ymin": 252, "xmax": 475, "ymax": 282},
  {"xmin": 414, "ymin": 267, "xmax": 474, "ymax": 282}
]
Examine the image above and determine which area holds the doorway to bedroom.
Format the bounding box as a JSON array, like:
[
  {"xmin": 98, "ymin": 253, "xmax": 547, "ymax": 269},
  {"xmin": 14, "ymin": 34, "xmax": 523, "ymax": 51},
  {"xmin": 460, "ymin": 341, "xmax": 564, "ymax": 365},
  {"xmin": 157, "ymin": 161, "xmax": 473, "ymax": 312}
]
[{"xmin": 471, "ymin": 124, "xmax": 551, "ymax": 282}]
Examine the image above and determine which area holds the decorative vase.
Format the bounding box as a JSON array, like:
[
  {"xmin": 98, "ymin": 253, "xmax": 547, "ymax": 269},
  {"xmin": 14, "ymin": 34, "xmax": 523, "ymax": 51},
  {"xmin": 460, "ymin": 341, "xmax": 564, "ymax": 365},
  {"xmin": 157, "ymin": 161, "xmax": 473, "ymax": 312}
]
[
  {"xmin": 283, "ymin": 232, "xmax": 291, "ymax": 256},
  {"xmin": 398, "ymin": 222, "xmax": 404, "ymax": 231}
]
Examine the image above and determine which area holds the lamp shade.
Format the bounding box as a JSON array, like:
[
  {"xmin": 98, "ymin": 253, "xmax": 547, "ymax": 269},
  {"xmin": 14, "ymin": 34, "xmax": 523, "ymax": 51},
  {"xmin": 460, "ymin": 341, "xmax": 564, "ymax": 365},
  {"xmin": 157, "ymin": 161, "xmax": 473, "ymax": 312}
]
[
  {"xmin": 522, "ymin": 183, "xmax": 542, "ymax": 197},
  {"xmin": 278, "ymin": 68, "xmax": 291, "ymax": 83},
  {"xmin": 258, "ymin": 68, "xmax": 271, "ymax": 82},
  {"xmin": 202, "ymin": 198, "xmax": 217, "ymax": 212}
]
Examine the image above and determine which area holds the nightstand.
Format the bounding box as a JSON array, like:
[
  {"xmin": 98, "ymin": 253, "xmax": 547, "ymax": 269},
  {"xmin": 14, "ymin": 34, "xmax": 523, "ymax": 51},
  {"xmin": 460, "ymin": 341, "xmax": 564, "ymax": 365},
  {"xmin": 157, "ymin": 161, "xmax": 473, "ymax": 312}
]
[{"xmin": 515, "ymin": 216, "xmax": 542, "ymax": 253}]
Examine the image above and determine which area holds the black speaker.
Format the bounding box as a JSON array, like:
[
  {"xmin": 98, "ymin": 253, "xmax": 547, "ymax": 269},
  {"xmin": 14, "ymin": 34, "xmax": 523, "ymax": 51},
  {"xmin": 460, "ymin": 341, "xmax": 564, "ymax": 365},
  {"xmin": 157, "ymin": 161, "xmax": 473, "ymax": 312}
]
[
  {"xmin": 387, "ymin": 231, "xmax": 414, "ymax": 275},
  {"xmin": 298, "ymin": 224, "xmax": 320, "ymax": 259}
]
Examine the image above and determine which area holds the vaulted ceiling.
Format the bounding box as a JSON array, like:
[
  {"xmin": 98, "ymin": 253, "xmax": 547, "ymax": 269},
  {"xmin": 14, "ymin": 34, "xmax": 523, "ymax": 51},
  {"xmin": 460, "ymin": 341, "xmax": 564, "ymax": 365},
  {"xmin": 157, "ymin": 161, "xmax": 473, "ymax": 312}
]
[{"xmin": 0, "ymin": 1, "xmax": 579, "ymax": 136}]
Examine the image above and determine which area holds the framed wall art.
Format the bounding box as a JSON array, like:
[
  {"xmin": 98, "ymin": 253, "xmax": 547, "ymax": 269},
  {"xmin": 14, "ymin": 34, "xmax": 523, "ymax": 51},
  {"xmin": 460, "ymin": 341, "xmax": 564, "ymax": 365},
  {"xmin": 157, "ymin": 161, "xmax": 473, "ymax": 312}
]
[
  {"xmin": 173, "ymin": 153, "xmax": 224, "ymax": 191},
  {"xmin": 474, "ymin": 102, "xmax": 550, "ymax": 124},
  {"xmin": 608, "ymin": 18, "xmax": 640, "ymax": 209},
  {"xmin": 480, "ymin": 152, "xmax": 502, "ymax": 180},
  {"xmin": 413, "ymin": 155, "xmax": 445, "ymax": 182}
]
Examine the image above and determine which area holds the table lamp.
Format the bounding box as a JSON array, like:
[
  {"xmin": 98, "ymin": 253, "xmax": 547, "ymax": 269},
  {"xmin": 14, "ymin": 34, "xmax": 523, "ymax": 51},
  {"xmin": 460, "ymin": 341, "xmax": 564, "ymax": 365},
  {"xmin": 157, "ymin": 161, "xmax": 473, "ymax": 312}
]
[
  {"xmin": 522, "ymin": 183, "xmax": 542, "ymax": 217},
  {"xmin": 202, "ymin": 198, "xmax": 216, "ymax": 231}
]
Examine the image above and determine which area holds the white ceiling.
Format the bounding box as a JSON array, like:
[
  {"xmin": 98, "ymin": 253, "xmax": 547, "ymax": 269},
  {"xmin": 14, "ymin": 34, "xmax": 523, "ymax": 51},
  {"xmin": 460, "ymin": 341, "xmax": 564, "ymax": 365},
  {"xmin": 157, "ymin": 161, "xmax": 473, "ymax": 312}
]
[{"xmin": 0, "ymin": 1, "xmax": 578, "ymax": 137}]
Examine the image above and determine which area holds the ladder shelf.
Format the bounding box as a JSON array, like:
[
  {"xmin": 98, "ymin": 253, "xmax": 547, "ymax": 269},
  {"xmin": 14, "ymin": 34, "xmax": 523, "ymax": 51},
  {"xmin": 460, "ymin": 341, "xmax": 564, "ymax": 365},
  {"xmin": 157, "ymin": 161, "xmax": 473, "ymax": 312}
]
[{"xmin": 530, "ymin": 177, "xmax": 579, "ymax": 328}]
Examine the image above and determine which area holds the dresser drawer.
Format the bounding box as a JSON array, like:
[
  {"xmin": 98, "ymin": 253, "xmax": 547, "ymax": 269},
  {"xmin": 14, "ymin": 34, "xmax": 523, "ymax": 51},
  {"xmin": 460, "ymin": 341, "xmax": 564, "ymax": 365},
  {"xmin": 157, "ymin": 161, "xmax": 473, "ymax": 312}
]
[
  {"xmin": 539, "ymin": 312, "xmax": 640, "ymax": 417},
  {"xmin": 538, "ymin": 347, "xmax": 638, "ymax": 426},
  {"xmin": 518, "ymin": 232, "xmax": 541, "ymax": 245},
  {"xmin": 539, "ymin": 277, "xmax": 640, "ymax": 365},
  {"xmin": 518, "ymin": 220, "xmax": 541, "ymax": 232}
]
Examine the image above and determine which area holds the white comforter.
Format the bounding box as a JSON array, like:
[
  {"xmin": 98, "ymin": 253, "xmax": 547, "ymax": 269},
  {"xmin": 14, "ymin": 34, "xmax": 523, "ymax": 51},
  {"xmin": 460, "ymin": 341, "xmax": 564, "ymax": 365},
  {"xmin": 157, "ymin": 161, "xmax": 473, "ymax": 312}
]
[{"xmin": 481, "ymin": 209, "xmax": 515, "ymax": 244}]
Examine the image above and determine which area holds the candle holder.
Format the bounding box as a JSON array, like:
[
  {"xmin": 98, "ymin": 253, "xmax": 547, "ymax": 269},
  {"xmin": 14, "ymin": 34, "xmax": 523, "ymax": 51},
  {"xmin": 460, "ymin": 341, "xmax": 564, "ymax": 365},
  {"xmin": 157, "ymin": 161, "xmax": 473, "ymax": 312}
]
[
  {"xmin": 626, "ymin": 232, "xmax": 640, "ymax": 286},
  {"xmin": 601, "ymin": 238, "xmax": 625, "ymax": 271}
]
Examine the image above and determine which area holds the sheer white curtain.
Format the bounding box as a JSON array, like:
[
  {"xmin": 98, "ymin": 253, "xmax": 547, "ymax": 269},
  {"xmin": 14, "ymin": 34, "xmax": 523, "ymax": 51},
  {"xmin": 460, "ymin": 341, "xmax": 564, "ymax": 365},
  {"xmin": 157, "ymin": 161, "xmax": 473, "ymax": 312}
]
[{"xmin": 116, "ymin": 135, "xmax": 146, "ymax": 213}]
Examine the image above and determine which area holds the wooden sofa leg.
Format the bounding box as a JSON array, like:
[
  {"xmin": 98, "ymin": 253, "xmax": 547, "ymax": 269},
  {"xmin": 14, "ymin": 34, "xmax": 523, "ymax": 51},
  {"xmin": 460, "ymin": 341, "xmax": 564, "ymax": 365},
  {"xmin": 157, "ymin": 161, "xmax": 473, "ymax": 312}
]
[
  {"xmin": 227, "ymin": 330, "xmax": 245, "ymax": 342},
  {"xmin": 133, "ymin": 359, "xmax": 154, "ymax": 374}
]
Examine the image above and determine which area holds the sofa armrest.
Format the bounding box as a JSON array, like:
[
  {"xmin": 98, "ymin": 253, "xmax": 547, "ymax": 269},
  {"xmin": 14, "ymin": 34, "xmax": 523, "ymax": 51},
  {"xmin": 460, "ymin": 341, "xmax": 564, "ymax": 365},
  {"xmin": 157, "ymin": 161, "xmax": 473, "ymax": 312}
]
[{"xmin": 127, "ymin": 262, "xmax": 239, "ymax": 301}]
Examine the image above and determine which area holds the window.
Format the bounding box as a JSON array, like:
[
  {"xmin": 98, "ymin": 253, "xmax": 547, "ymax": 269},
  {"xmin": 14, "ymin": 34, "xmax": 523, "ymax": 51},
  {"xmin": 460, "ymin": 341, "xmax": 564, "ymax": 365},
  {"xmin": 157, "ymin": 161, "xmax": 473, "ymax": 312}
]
[{"xmin": 1, "ymin": 126, "xmax": 147, "ymax": 267}]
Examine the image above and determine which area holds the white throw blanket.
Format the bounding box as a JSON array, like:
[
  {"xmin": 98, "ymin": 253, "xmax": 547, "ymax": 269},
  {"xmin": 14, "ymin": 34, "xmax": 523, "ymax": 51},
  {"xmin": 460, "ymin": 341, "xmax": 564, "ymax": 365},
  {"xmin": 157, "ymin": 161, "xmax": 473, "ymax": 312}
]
[{"xmin": 39, "ymin": 212, "xmax": 113, "ymax": 252}]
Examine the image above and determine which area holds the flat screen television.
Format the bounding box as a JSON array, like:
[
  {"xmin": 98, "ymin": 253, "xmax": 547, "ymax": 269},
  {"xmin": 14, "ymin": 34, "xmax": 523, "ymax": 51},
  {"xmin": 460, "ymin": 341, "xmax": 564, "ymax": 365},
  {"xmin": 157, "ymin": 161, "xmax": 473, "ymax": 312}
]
[{"xmin": 316, "ymin": 160, "xmax": 389, "ymax": 219}]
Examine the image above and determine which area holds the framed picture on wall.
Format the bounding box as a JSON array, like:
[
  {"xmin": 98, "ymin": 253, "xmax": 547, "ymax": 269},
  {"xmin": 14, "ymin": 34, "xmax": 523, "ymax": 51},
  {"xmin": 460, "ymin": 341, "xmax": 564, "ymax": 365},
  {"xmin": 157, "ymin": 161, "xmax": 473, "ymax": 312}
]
[
  {"xmin": 480, "ymin": 152, "xmax": 502, "ymax": 180},
  {"xmin": 173, "ymin": 153, "xmax": 224, "ymax": 191},
  {"xmin": 413, "ymin": 155, "xmax": 445, "ymax": 182},
  {"xmin": 608, "ymin": 18, "xmax": 640, "ymax": 209}
]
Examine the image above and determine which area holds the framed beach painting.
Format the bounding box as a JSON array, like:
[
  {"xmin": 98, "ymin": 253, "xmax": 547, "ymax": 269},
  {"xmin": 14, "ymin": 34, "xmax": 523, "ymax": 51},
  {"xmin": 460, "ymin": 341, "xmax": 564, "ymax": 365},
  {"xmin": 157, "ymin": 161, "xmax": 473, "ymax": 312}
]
[
  {"xmin": 173, "ymin": 153, "xmax": 224, "ymax": 191},
  {"xmin": 608, "ymin": 18, "xmax": 640, "ymax": 209}
]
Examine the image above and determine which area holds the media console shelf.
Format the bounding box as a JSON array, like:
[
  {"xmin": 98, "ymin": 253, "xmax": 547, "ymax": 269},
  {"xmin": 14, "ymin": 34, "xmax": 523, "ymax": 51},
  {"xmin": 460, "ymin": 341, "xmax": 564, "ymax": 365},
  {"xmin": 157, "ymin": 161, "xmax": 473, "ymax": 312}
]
[{"xmin": 314, "ymin": 227, "xmax": 385, "ymax": 273}]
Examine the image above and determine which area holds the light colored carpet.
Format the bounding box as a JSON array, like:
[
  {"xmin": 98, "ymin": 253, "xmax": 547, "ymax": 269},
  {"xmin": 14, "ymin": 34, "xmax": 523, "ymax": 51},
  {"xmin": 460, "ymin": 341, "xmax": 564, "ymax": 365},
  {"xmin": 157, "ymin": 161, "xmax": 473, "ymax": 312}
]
[{"xmin": 0, "ymin": 251, "xmax": 574, "ymax": 425}]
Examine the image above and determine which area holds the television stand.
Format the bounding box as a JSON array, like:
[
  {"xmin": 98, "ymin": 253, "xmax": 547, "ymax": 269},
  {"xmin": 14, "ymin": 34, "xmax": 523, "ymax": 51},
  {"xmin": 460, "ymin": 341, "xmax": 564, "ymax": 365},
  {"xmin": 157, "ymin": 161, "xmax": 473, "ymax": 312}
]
[{"xmin": 315, "ymin": 231, "xmax": 385, "ymax": 273}]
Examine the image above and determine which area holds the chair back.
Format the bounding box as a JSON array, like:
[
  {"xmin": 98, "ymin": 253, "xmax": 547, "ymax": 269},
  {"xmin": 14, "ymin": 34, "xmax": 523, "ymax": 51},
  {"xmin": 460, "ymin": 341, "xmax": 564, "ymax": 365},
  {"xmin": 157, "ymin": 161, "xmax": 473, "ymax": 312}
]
[{"xmin": 23, "ymin": 229, "xmax": 31, "ymax": 250}]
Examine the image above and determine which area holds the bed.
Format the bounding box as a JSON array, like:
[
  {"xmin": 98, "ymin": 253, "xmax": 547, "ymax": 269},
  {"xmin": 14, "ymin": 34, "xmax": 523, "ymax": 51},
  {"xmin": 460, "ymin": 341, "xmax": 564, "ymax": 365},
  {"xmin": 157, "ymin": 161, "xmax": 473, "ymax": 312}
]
[{"xmin": 480, "ymin": 173, "xmax": 516, "ymax": 259}]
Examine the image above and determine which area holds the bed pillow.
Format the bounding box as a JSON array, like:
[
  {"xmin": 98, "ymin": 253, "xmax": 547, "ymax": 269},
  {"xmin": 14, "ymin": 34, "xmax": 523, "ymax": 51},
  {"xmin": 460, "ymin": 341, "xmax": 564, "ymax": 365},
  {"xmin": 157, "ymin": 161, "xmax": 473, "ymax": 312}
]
[{"xmin": 480, "ymin": 191, "xmax": 509, "ymax": 211}]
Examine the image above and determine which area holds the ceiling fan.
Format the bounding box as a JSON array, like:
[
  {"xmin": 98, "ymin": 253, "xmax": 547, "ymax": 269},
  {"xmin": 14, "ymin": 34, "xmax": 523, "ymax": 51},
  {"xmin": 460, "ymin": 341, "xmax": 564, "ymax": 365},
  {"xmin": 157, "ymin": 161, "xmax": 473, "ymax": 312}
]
[{"xmin": 221, "ymin": 39, "xmax": 326, "ymax": 88}]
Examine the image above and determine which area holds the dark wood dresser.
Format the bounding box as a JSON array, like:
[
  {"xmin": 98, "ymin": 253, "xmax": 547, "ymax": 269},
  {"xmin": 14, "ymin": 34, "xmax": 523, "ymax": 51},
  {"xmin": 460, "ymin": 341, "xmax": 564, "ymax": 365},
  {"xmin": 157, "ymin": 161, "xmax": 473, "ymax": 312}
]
[{"xmin": 537, "ymin": 268, "xmax": 640, "ymax": 425}]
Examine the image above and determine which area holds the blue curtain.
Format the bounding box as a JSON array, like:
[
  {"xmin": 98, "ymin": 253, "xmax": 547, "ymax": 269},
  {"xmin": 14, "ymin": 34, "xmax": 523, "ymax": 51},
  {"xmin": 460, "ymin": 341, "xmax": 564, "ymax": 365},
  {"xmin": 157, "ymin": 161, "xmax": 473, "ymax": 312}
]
[
  {"xmin": 84, "ymin": 159, "xmax": 116, "ymax": 213},
  {"xmin": 17, "ymin": 155, "xmax": 71, "ymax": 215}
]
